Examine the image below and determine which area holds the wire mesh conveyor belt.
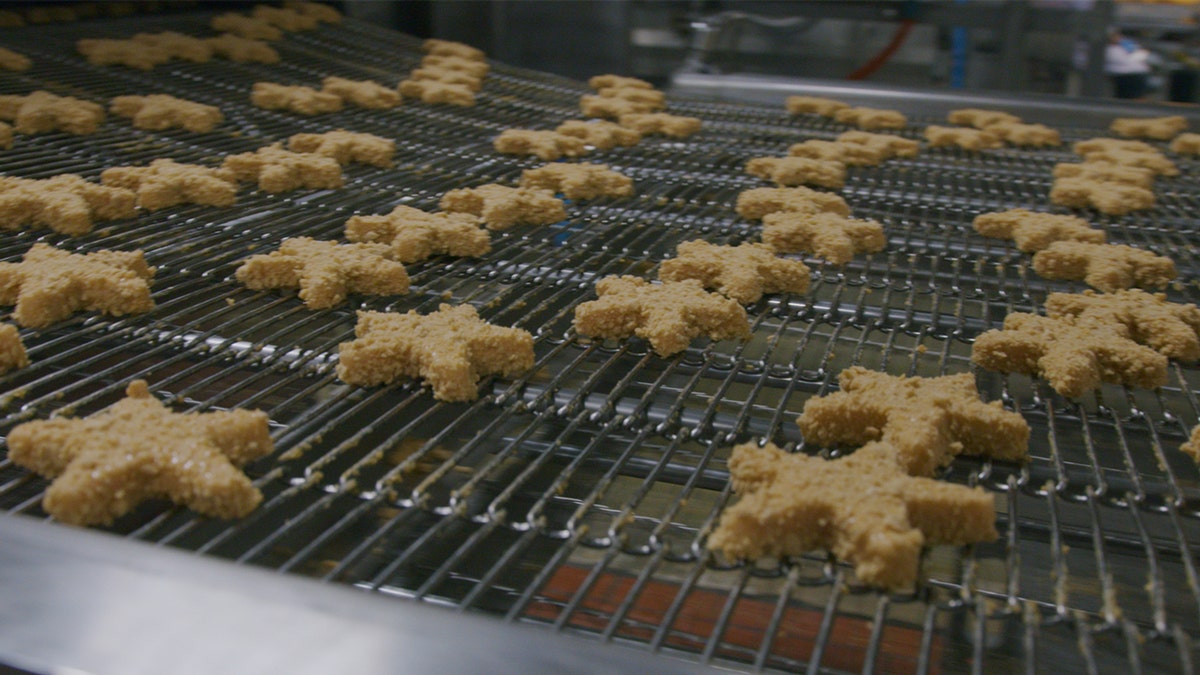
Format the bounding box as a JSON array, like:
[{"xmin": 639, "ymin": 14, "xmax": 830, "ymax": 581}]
[{"xmin": 0, "ymin": 11, "xmax": 1198, "ymax": 674}]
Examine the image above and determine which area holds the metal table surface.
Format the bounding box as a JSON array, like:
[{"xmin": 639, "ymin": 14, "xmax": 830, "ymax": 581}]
[{"xmin": 0, "ymin": 10, "xmax": 1198, "ymax": 675}]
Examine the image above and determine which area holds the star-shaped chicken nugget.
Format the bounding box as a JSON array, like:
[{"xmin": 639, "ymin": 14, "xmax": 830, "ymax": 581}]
[
  {"xmin": 658, "ymin": 240, "xmax": 810, "ymax": 304},
  {"xmin": 250, "ymin": 82, "xmax": 342, "ymax": 115},
  {"xmin": 1045, "ymin": 289, "xmax": 1200, "ymax": 361},
  {"xmin": 972, "ymin": 312, "xmax": 1168, "ymax": 398},
  {"xmin": 109, "ymin": 94, "xmax": 223, "ymax": 132},
  {"xmin": 0, "ymin": 243, "xmax": 154, "ymax": 328},
  {"xmin": 1032, "ymin": 241, "xmax": 1175, "ymax": 293},
  {"xmin": 101, "ymin": 159, "xmax": 238, "ymax": 210},
  {"xmin": 1110, "ymin": 115, "xmax": 1187, "ymax": 141},
  {"xmin": 554, "ymin": 120, "xmax": 641, "ymax": 150},
  {"xmin": 0, "ymin": 174, "xmax": 136, "ymax": 235},
  {"xmin": 706, "ymin": 441, "xmax": 998, "ymax": 590},
  {"xmin": 0, "ymin": 90, "xmax": 105, "ymax": 135},
  {"xmin": 972, "ymin": 209, "xmax": 1105, "ymax": 253},
  {"xmin": 797, "ymin": 366, "xmax": 1029, "ymax": 477},
  {"xmin": 337, "ymin": 303, "xmax": 534, "ymax": 402},
  {"xmin": 439, "ymin": 184, "xmax": 566, "ymax": 230},
  {"xmin": 735, "ymin": 186, "xmax": 851, "ymax": 220},
  {"xmin": 760, "ymin": 211, "xmax": 885, "ymax": 265},
  {"xmin": 924, "ymin": 125, "xmax": 1002, "ymax": 151},
  {"xmin": 320, "ymin": 76, "xmax": 400, "ymax": 110},
  {"xmin": 1052, "ymin": 162, "xmax": 1154, "ymax": 189},
  {"xmin": 1049, "ymin": 176, "xmax": 1156, "ymax": 216},
  {"xmin": 835, "ymin": 131, "xmax": 920, "ymax": 160},
  {"xmin": 222, "ymin": 143, "xmax": 344, "ymax": 193},
  {"xmin": 519, "ymin": 162, "xmax": 633, "ymax": 200},
  {"xmin": 493, "ymin": 129, "xmax": 588, "ymax": 161},
  {"xmin": 235, "ymin": 237, "xmax": 409, "ymax": 309},
  {"xmin": 344, "ymin": 205, "xmax": 490, "ymax": 263},
  {"xmin": 745, "ymin": 156, "xmax": 845, "ymax": 189},
  {"xmin": 787, "ymin": 139, "xmax": 886, "ymax": 167},
  {"xmin": 287, "ymin": 130, "xmax": 395, "ymax": 167},
  {"xmin": 7, "ymin": 380, "xmax": 272, "ymax": 526},
  {"xmin": 573, "ymin": 276, "xmax": 751, "ymax": 357}
]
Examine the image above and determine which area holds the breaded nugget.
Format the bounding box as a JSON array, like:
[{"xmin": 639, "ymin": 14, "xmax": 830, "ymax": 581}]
[
  {"xmin": 131, "ymin": 31, "xmax": 213, "ymax": 62},
  {"xmin": 344, "ymin": 205, "xmax": 490, "ymax": 263},
  {"xmin": 658, "ymin": 240, "xmax": 810, "ymax": 304},
  {"xmin": 573, "ymin": 276, "xmax": 751, "ymax": 356},
  {"xmin": 76, "ymin": 38, "xmax": 170, "ymax": 69},
  {"xmin": 519, "ymin": 163, "xmax": 633, "ymax": 200},
  {"xmin": 101, "ymin": 159, "xmax": 238, "ymax": 210},
  {"xmin": 735, "ymin": 186, "xmax": 851, "ymax": 220},
  {"xmin": 0, "ymin": 91, "xmax": 104, "ymax": 135},
  {"xmin": 785, "ymin": 95, "xmax": 850, "ymax": 117},
  {"xmin": 251, "ymin": 5, "xmax": 319, "ymax": 31},
  {"xmin": 597, "ymin": 86, "xmax": 666, "ymax": 110},
  {"xmin": 287, "ymin": 130, "xmax": 396, "ymax": 167},
  {"xmin": 1169, "ymin": 132, "xmax": 1200, "ymax": 155},
  {"xmin": 1181, "ymin": 426, "xmax": 1200, "ymax": 463},
  {"xmin": 554, "ymin": 119, "xmax": 641, "ymax": 150},
  {"xmin": 0, "ymin": 323, "xmax": 28, "ymax": 374},
  {"xmin": 972, "ymin": 312, "xmax": 1167, "ymax": 398},
  {"xmin": 205, "ymin": 34, "xmax": 280, "ymax": 64},
  {"xmin": 439, "ymin": 184, "xmax": 566, "ymax": 230},
  {"xmin": 1049, "ymin": 176, "xmax": 1156, "ymax": 215},
  {"xmin": 745, "ymin": 156, "xmax": 846, "ymax": 189},
  {"xmin": 420, "ymin": 54, "xmax": 489, "ymax": 78},
  {"xmin": 1052, "ymin": 162, "xmax": 1154, "ymax": 189},
  {"xmin": 493, "ymin": 129, "xmax": 588, "ymax": 161},
  {"xmin": 580, "ymin": 95, "xmax": 656, "ymax": 119},
  {"xmin": 0, "ymin": 47, "xmax": 31, "ymax": 71},
  {"xmin": 1032, "ymin": 241, "xmax": 1175, "ymax": 293},
  {"xmin": 1045, "ymin": 289, "xmax": 1200, "ymax": 361},
  {"xmin": 222, "ymin": 143, "xmax": 344, "ymax": 193},
  {"xmin": 7, "ymin": 379, "xmax": 272, "ymax": 526},
  {"xmin": 588, "ymin": 74, "xmax": 654, "ymax": 90},
  {"xmin": 0, "ymin": 243, "xmax": 154, "ymax": 328},
  {"xmin": 321, "ymin": 76, "xmax": 401, "ymax": 110},
  {"xmin": 972, "ymin": 209, "xmax": 1105, "ymax": 253},
  {"xmin": 947, "ymin": 108, "xmax": 1022, "ymax": 128},
  {"xmin": 283, "ymin": 1, "xmax": 342, "ymax": 23},
  {"xmin": 210, "ymin": 13, "xmax": 282, "ymax": 41},
  {"xmin": 110, "ymin": 94, "xmax": 223, "ymax": 133},
  {"xmin": 0, "ymin": 122, "xmax": 11, "ymax": 150},
  {"xmin": 787, "ymin": 139, "xmax": 887, "ymax": 166},
  {"xmin": 1110, "ymin": 115, "xmax": 1188, "ymax": 141},
  {"xmin": 617, "ymin": 112, "xmax": 703, "ymax": 138},
  {"xmin": 0, "ymin": 174, "xmax": 135, "ymax": 235},
  {"xmin": 1073, "ymin": 137, "xmax": 1158, "ymax": 155},
  {"xmin": 706, "ymin": 441, "xmax": 999, "ymax": 590},
  {"xmin": 397, "ymin": 79, "xmax": 475, "ymax": 107},
  {"xmin": 760, "ymin": 211, "xmax": 885, "ymax": 265},
  {"xmin": 985, "ymin": 121, "xmax": 1061, "ymax": 147},
  {"xmin": 834, "ymin": 106, "xmax": 907, "ymax": 130},
  {"xmin": 798, "ymin": 366, "xmax": 1030, "ymax": 476},
  {"xmin": 250, "ymin": 82, "xmax": 343, "ymax": 115},
  {"xmin": 337, "ymin": 304, "xmax": 534, "ymax": 402},
  {"xmin": 924, "ymin": 125, "xmax": 1002, "ymax": 151},
  {"xmin": 235, "ymin": 237, "xmax": 409, "ymax": 309},
  {"xmin": 1077, "ymin": 149, "xmax": 1178, "ymax": 177},
  {"xmin": 836, "ymin": 130, "xmax": 920, "ymax": 159},
  {"xmin": 422, "ymin": 38, "xmax": 485, "ymax": 61},
  {"xmin": 407, "ymin": 67, "xmax": 483, "ymax": 91}
]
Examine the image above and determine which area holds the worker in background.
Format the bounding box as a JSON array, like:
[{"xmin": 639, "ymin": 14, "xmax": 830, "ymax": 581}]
[{"xmin": 1106, "ymin": 29, "xmax": 1153, "ymax": 99}]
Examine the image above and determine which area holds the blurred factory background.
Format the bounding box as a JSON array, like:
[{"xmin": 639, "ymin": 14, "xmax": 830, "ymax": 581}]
[{"xmin": 346, "ymin": 0, "xmax": 1200, "ymax": 103}]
